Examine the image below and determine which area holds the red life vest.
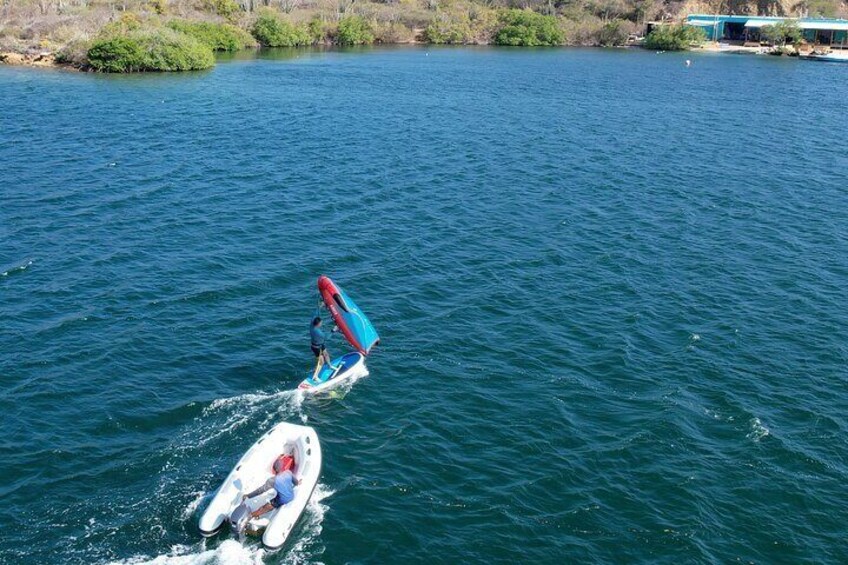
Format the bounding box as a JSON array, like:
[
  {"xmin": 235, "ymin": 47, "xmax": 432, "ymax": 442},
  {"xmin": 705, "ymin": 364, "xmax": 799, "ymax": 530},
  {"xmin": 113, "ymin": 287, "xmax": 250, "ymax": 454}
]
[{"xmin": 273, "ymin": 454, "xmax": 295, "ymax": 474}]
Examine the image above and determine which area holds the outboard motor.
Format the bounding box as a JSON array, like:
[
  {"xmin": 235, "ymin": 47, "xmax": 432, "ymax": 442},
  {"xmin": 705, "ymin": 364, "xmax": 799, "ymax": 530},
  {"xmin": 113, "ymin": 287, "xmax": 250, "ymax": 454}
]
[{"xmin": 229, "ymin": 502, "xmax": 251, "ymax": 537}]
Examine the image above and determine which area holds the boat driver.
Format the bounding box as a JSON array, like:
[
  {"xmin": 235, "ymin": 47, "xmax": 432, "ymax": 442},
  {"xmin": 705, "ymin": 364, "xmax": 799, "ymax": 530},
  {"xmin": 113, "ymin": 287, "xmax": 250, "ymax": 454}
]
[{"xmin": 243, "ymin": 458, "xmax": 300, "ymax": 517}]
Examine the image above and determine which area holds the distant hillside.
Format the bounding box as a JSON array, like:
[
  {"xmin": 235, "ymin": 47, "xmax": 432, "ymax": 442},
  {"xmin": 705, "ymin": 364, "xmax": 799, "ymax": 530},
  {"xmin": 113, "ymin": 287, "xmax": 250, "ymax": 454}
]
[
  {"xmin": 1, "ymin": 0, "xmax": 846, "ymax": 68},
  {"xmin": 680, "ymin": 0, "xmax": 847, "ymax": 17}
]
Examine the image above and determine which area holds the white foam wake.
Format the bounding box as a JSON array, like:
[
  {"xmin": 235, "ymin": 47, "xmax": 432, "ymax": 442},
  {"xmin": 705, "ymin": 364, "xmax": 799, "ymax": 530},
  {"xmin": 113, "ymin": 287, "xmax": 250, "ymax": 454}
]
[
  {"xmin": 181, "ymin": 491, "xmax": 209, "ymax": 522},
  {"xmin": 114, "ymin": 484, "xmax": 334, "ymax": 565},
  {"xmin": 282, "ymin": 484, "xmax": 334, "ymax": 565},
  {"xmin": 1, "ymin": 259, "xmax": 33, "ymax": 277},
  {"xmin": 173, "ymin": 388, "xmax": 307, "ymax": 455},
  {"xmin": 106, "ymin": 540, "xmax": 263, "ymax": 565},
  {"xmin": 747, "ymin": 417, "xmax": 770, "ymax": 442},
  {"xmin": 205, "ymin": 388, "xmax": 304, "ymax": 415}
]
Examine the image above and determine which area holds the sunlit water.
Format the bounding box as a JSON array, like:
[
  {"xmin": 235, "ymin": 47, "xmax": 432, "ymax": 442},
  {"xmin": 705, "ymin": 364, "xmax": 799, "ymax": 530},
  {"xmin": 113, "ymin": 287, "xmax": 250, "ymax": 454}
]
[{"xmin": 2, "ymin": 47, "xmax": 848, "ymax": 563}]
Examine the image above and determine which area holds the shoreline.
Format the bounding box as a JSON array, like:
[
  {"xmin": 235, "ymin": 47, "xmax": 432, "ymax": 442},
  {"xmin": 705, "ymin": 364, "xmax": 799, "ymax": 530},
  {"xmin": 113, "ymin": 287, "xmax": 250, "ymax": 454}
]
[
  {"xmin": 0, "ymin": 42, "xmax": 816, "ymax": 73},
  {"xmin": 0, "ymin": 50, "xmax": 66, "ymax": 69},
  {"xmin": 0, "ymin": 44, "xmax": 625, "ymax": 72},
  {"xmin": 0, "ymin": 44, "xmax": 649, "ymax": 73}
]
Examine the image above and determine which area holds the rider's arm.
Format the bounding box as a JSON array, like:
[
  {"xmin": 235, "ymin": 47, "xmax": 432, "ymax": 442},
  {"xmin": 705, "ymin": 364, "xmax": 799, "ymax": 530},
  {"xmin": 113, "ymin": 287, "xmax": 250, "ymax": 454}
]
[{"xmin": 244, "ymin": 477, "xmax": 275, "ymax": 499}]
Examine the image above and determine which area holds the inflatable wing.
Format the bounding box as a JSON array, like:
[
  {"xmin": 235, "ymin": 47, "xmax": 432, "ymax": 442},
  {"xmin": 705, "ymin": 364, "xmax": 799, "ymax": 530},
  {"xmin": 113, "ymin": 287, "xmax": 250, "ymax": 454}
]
[{"xmin": 318, "ymin": 275, "xmax": 379, "ymax": 355}]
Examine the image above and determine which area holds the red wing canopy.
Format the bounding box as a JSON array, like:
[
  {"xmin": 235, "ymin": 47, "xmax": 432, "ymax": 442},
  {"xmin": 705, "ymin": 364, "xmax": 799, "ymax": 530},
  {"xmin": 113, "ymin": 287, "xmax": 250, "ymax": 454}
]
[{"xmin": 318, "ymin": 275, "xmax": 379, "ymax": 355}]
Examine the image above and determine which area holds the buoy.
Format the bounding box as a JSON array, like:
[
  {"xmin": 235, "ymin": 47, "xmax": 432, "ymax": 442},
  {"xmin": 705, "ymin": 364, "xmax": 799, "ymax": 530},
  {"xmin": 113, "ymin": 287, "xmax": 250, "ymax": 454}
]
[{"xmin": 685, "ymin": 59, "xmax": 691, "ymax": 67}]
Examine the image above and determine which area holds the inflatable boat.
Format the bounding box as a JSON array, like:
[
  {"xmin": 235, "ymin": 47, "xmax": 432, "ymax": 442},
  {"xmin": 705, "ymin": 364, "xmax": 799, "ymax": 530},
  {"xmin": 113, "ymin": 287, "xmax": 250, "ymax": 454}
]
[
  {"xmin": 298, "ymin": 351, "xmax": 369, "ymax": 393},
  {"xmin": 198, "ymin": 422, "xmax": 321, "ymax": 550}
]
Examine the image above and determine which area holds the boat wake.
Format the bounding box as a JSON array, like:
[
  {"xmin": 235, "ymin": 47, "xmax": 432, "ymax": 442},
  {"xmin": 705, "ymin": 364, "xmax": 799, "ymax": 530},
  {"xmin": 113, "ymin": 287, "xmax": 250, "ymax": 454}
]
[
  {"xmin": 95, "ymin": 377, "xmax": 343, "ymax": 565},
  {"xmin": 208, "ymin": 387, "xmax": 307, "ymax": 421},
  {"xmin": 106, "ymin": 540, "xmax": 264, "ymax": 565},
  {"xmin": 204, "ymin": 388, "xmax": 305, "ymax": 416},
  {"xmin": 175, "ymin": 388, "xmax": 307, "ymax": 455},
  {"xmin": 1, "ymin": 259, "xmax": 33, "ymax": 278},
  {"xmin": 181, "ymin": 490, "xmax": 209, "ymax": 522},
  {"xmin": 282, "ymin": 484, "xmax": 334, "ymax": 565},
  {"xmin": 746, "ymin": 417, "xmax": 770, "ymax": 442},
  {"xmin": 110, "ymin": 484, "xmax": 334, "ymax": 565}
]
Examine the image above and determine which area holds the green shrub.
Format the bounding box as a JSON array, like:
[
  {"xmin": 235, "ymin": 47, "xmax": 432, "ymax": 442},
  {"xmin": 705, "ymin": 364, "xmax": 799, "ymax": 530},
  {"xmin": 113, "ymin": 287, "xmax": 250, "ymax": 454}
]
[
  {"xmin": 337, "ymin": 15, "xmax": 374, "ymax": 45},
  {"xmin": 88, "ymin": 36, "xmax": 147, "ymax": 72},
  {"xmin": 494, "ymin": 9, "xmax": 563, "ymax": 46},
  {"xmin": 559, "ymin": 16, "xmax": 603, "ymax": 46},
  {"xmin": 203, "ymin": 0, "xmax": 241, "ymax": 21},
  {"xmin": 251, "ymin": 9, "xmax": 311, "ymax": 47},
  {"xmin": 643, "ymin": 24, "xmax": 705, "ymax": 50},
  {"xmin": 167, "ymin": 19, "xmax": 256, "ymax": 51},
  {"xmin": 760, "ymin": 20, "xmax": 802, "ymax": 46},
  {"xmin": 0, "ymin": 25, "xmax": 25, "ymax": 41},
  {"xmin": 307, "ymin": 17, "xmax": 335, "ymax": 44},
  {"xmin": 374, "ymin": 21, "xmax": 415, "ymax": 44},
  {"xmin": 424, "ymin": 6, "xmax": 496, "ymax": 44},
  {"xmin": 55, "ymin": 38, "xmax": 91, "ymax": 66},
  {"xmin": 88, "ymin": 27, "xmax": 215, "ymax": 72},
  {"xmin": 596, "ymin": 19, "xmax": 630, "ymax": 46},
  {"xmin": 148, "ymin": 0, "xmax": 167, "ymax": 15},
  {"xmin": 424, "ymin": 13, "xmax": 475, "ymax": 44}
]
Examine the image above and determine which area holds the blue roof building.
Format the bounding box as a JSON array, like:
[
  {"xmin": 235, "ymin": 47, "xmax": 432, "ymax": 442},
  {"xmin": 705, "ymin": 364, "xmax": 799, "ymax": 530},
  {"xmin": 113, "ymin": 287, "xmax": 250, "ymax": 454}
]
[{"xmin": 685, "ymin": 14, "xmax": 848, "ymax": 46}]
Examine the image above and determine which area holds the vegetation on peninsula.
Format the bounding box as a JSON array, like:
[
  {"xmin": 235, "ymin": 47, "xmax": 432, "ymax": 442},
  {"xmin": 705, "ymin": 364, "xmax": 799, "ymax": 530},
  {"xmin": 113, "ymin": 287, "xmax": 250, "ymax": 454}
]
[
  {"xmin": 87, "ymin": 26, "xmax": 215, "ymax": 71},
  {"xmin": 167, "ymin": 19, "xmax": 256, "ymax": 50}
]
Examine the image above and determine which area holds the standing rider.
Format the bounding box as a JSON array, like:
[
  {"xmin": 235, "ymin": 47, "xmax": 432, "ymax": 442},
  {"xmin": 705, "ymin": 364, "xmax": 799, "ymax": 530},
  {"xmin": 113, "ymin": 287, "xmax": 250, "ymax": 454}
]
[{"xmin": 310, "ymin": 316, "xmax": 338, "ymax": 380}]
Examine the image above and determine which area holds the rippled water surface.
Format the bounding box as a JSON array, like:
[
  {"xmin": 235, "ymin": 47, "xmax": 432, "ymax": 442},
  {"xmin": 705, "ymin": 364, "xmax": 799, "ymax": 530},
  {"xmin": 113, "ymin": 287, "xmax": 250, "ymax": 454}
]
[{"xmin": 2, "ymin": 47, "xmax": 848, "ymax": 564}]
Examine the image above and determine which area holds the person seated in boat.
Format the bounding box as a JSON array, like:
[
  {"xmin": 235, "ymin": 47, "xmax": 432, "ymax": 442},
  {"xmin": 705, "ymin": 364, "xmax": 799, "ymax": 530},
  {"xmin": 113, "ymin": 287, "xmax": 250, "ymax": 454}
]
[
  {"xmin": 243, "ymin": 457, "xmax": 300, "ymax": 517},
  {"xmin": 310, "ymin": 316, "xmax": 339, "ymax": 378}
]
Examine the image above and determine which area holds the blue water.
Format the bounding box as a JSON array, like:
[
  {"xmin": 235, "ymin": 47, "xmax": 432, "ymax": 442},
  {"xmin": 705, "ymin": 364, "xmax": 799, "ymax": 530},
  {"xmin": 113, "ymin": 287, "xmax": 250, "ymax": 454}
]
[{"xmin": 2, "ymin": 47, "xmax": 848, "ymax": 564}]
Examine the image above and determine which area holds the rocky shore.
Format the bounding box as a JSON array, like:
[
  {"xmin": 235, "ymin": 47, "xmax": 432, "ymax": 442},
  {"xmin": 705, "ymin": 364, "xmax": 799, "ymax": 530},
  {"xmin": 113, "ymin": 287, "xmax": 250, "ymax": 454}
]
[{"xmin": 0, "ymin": 50, "xmax": 62, "ymax": 68}]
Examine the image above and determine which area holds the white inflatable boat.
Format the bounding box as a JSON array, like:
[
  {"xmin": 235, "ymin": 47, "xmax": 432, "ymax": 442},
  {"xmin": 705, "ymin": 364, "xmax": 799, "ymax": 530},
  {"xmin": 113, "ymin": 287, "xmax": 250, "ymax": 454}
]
[
  {"xmin": 198, "ymin": 422, "xmax": 321, "ymax": 550},
  {"xmin": 298, "ymin": 351, "xmax": 369, "ymax": 393}
]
